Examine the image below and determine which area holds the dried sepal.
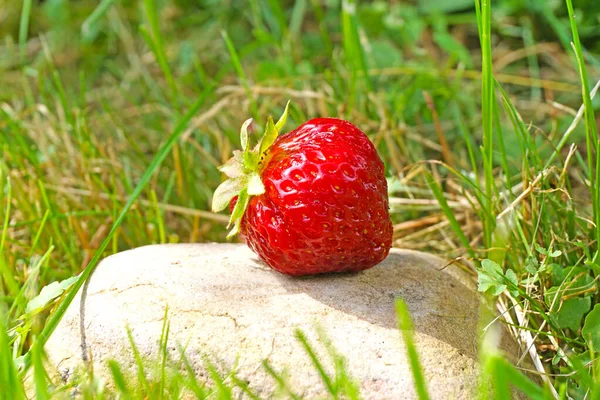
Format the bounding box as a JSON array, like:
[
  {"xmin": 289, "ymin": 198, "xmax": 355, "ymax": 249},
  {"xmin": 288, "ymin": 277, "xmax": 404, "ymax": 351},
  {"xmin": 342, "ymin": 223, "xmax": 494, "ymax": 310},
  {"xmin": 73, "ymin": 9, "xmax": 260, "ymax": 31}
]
[
  {"xmin": 240, "ymin": 118, "xmax": 253, "ymax": 151},
  {"xmin": 218, "ymin": 150, "xmax": 244, "ymax": 178},
  {"xmin": 211, "ymin": 176, "xmax": 246, "ymax": 212}
]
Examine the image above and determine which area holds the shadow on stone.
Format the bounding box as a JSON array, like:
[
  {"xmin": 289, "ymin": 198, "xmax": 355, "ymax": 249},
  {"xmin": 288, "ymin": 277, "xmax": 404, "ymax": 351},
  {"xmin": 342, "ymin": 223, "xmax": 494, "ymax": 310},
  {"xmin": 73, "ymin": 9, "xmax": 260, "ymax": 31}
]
[{"xmin": 267, "ymin": 251, "xmax": 482, "ymax": 361}]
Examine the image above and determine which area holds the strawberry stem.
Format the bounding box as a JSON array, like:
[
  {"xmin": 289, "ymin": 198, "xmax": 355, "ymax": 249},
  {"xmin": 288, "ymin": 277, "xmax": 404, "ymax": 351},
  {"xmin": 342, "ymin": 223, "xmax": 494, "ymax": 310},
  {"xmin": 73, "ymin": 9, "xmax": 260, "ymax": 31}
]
[{"xmin": 211, "ymin": 101, "xmax": 291, "ymax": 238}]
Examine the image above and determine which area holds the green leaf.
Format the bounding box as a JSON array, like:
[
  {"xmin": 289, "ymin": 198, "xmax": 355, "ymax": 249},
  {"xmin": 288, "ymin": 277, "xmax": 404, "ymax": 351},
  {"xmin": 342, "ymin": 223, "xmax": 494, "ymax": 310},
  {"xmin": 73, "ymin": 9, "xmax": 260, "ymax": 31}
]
[
  {"xmin": 482, "ymin": 259, "xmax": 503, "ymax": 279},
  {"xmin": 548, "ymin": 249, "xmax": 562, "ymax": 258},
  {"xmin": 524, "ymin": 256, "xmax": 538, "ymax": 274},
  {"xmin": 477, "ymin": 259, "xmax": 506, "ymax": 296},
  {"xmin": 258, "ymin": 116, "xmax": 279, "ymax": 160},
  {"xmin": 432, "ymin": 31, "xmax": 473, "ymax": 68},
  {"xmin": 26, "ymin": 276, "xmax": 78, "ymax": 314},
  {"xmin": 418, "ymin": 0, "xmax": 472, "ymax": 13},
  {"xmin": 247, "ymin": 172, "xmax": 265, "ymax": 196},
  {"xmin": 274, "ymin": 100, "xmax": 290, "ymax": 132},
  {"xmin": 582, "ymin": 304, "xmax": 600, "ymax": 350},
  {"xmin": 545, "ymin": 287, "xmax": 591, "ymax": 331},
  {"xmin": 534, "ymin": 243, "xmax": 547, "ymax": 255},
  {"xmin": 550, "ymin": 264, "xmax": 566, "ymax": 286},
  {"xmin": 504, "ymin": 269, "xmax": 519, "ymax": 297},
  {"xmin": 211, "ymin": 176, "xmax": 246, "ymax": 212},
  {"xmin": 555, "ymin": 297, "xmax": 591, "ymax": 331}
]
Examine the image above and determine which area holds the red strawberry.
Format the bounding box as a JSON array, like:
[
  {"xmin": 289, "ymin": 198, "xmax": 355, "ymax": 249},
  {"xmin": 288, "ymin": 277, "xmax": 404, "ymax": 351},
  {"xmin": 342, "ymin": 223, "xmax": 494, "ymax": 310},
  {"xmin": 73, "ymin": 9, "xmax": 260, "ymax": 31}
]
[{"xmin": 212, "ymin": 102, "xmax": 392, "ymax": 276}]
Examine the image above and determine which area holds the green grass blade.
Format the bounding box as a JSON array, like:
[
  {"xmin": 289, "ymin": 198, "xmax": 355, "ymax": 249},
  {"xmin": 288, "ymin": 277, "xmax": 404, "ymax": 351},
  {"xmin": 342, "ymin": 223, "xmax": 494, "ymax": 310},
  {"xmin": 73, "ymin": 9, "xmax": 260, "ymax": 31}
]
[
  {"xmin": 158, "ymin": 306, "xmax": 170, "ymax": 397},
  {"xmin": 230, "ymin": 373, "xmax": 262, "ymax": 400},
  {"xmin": 262, "ymin": 360, "xmax": 302, "ymax": 400},
  {"xmin": 81, "ymin": 0, "xmax": 117, "ymax": 41},
  {"xmin": 7, "ymin": 245, "xmax": 54, "ymax": 321},
  {"xmin": 29, "ymin": 209, "xmax": 51, "ymax": 257},
  {"xmin": 565, "ymin": 0, "xmax": 600, "ymax": 256},
  {"xmin": 177, "ymin": 345, "xmax": 207, "ymax": 398},
  {"xmin": 0, "ymin": 311, "xmax": 25, "ymax": 399},
  {"xmin": 295, "ymin": 328, "xmax": 336, "ymax": 395},
  {"xmin": 478, "ymin": 0, "xmax": 496, "ymax": 248},
  {"xmin": 424, "ymin": 170, "xmax": 476, "ymax": 260},
  {"xmin": 395, "ymin": 299, "xmax": 429, "ymax": 400},
  {"xmin": 221, "ymin": 30, "xmax": 258, "ymax": 118},
  {"xmin": 108, "ymin": 360, "xmax": 132, "ymax": 398},
  {"xmin": 0, "ymin": 177, "xmax": 20, "ymax": 297},
  {"xmin": 126, "ymin": 327, "xmax": 151, "ymax": 393},
  {"xmin": 143, "ymin": 0, "xmax": 179, "ymax": 106},
  {"xmin": 32, "ymin": 338, "xmax": 49, "ymax": 400},
  {"xmin": 203, "ymin": 357, "xmax": 233, "ymax": 400},
  {"xmin": 18, "ymin": 0, "xmax": 33, "ymax": 62},
  {"xmin": 0, "ymin": 176, "xmax": 11, "ymax": 258},
  {"xmin": 492, "ymin": 355, "xmax": 545, "ymax": 399}
]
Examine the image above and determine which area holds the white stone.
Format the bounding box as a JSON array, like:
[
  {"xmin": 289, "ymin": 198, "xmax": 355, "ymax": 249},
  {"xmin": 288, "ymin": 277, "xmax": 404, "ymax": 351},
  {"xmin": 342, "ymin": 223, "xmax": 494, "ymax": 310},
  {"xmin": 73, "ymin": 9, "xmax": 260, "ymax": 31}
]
[{"xmin": 45, "ymin": 244, "xmax": 524, "ymax": 399}]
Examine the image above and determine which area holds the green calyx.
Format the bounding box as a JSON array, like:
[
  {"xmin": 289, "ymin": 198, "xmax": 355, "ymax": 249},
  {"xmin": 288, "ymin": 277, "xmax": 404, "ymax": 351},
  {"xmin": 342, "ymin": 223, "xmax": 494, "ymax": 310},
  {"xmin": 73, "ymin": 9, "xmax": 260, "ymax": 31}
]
[{"xmin": 211, "ymin": 101, "xmax": 291, "ymax": 238}]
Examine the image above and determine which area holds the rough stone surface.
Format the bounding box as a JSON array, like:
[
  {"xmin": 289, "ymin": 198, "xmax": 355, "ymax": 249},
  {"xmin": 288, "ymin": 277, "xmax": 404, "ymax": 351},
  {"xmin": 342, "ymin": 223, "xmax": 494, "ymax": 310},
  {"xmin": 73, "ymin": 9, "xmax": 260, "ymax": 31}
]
[{"xmin": 45, "ymin": 243, "xmax": 523, "ymax": 399}]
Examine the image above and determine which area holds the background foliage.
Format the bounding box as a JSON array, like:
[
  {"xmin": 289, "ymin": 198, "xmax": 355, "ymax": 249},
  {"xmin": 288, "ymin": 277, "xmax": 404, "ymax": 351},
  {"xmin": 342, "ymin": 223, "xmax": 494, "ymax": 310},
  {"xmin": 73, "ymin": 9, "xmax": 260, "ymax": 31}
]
[{"xmin": 1, "ymin": 0, "xmax": 600, "ymax": 398}]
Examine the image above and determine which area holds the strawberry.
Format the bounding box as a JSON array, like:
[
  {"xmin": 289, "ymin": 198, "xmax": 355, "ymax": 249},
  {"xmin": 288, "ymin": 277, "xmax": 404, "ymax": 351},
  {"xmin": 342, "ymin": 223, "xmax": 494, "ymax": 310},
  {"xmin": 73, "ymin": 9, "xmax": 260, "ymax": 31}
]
[{"xmin": 212, "ymin": 102, "xmax": 392, "ymax": 276}]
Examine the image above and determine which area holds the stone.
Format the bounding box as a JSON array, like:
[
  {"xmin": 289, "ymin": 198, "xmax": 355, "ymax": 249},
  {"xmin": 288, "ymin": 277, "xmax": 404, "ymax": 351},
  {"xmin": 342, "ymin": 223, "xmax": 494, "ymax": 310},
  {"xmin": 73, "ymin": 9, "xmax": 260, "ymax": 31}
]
[{"xmin": 45, "ymin": 243, "xmax": 523, "ymax": 399}]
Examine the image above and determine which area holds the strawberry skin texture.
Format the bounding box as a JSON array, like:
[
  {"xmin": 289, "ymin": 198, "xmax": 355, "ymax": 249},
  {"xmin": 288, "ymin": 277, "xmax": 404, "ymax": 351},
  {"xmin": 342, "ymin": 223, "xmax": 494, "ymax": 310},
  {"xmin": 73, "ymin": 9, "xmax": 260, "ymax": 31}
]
[{"xmin": 239, "ymin": 118, "xmax": 393, "ymax": 276}]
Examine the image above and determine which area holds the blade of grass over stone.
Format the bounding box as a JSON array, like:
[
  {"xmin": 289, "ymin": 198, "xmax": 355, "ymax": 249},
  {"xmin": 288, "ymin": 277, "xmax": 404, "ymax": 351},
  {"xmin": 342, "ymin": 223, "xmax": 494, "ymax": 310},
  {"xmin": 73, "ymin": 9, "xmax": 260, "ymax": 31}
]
[
  {"xmin": 425, "ymin": 170, "xmax": 476, "ymax": 260},
  {"xmin": 203, "ymin": 358, "xmax": 233, "ymax": 399},
  {"xmin": 142, "ymin": 0, "xmax": 179, "ymax": 106},
  {"xmin": 295, "ymin": 328, "xmax": 336, "ymax": 395},
  {"xmin": 565, "ymin": 0, "xmax": 600, "ymax": 257},
  {"xmin": 18, "ymin": 90, "xmax": 213, "ymax": 375},
  {"xmin": 395, "ymin": 299, "xmax": 429, "ymax": 400},
  {"xmin": 18, "ymin": 0, "xmax": 33, "ymax": 62},
  {"xmin": 108, "ymin": 360, "xmax": 132, "ymax": 398},
  {"xmin": 314, "ymin": 325, "xmax": 361, "ymax": 399},
  {"xmin": 230, "ymin": 374, "xmax": 262, "ymax": 400},
  {"xmin": 179, "ymin": 347, "xmax": 207, "ymax": 399},
  {"xmin": 262, "ymin": 360, "xmax": 302, "ymax": 400},
  {"xmin": 158, "ymin": 307, "xmax": 170, "ymax": 396},
  {"xmin": 487, "ymin": 355, "xmax": 511, "ymax": 399},
  {"xmin": 126, "ymin": 327, "xmax": 151, "ymax": 393}
]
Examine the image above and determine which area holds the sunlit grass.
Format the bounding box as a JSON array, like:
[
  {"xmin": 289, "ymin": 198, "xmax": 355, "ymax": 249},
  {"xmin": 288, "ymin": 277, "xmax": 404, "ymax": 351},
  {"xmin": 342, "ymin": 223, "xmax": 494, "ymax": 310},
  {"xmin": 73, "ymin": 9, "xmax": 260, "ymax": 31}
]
[{"xmin": 1, "ymin": 0, "xmax": 599, "ymax": 397}]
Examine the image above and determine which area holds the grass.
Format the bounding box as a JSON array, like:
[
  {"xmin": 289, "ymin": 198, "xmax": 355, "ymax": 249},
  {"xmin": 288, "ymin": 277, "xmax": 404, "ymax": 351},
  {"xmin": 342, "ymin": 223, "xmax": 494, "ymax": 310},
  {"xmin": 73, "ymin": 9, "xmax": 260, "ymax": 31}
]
[{"xmin": 1, "ymin": 0, "xmax": 600, "ymax": 398}]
